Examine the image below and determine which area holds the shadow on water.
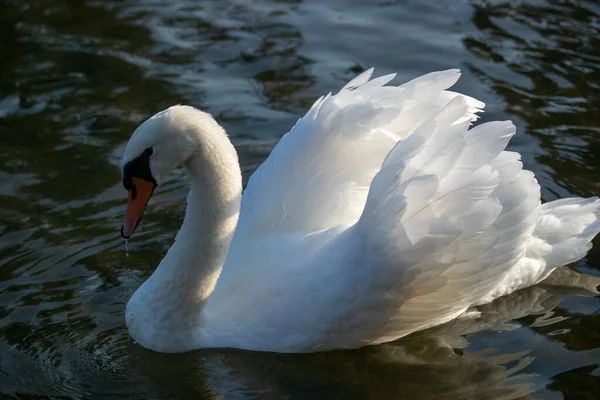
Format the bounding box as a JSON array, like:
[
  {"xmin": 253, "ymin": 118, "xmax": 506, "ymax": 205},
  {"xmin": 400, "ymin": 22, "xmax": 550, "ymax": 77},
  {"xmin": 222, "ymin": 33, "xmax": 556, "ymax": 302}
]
[{"xmin": 0, "ymin": 0, "xmax": 599, "ymax": 399}]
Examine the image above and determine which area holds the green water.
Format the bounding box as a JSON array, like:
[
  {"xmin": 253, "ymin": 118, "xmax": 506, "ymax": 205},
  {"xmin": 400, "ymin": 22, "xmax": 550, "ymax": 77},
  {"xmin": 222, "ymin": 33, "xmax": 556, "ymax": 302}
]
[{"xmin": 1, "ymin": 0, "xmax": 599, "ymax": 399}]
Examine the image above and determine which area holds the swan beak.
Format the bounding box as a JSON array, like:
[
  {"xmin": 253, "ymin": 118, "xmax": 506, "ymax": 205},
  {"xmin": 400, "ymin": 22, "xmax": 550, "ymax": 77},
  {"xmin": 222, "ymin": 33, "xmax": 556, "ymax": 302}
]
[{"xmin": 121, "ymin": 177, "xmax": 155, "ymax": 239}]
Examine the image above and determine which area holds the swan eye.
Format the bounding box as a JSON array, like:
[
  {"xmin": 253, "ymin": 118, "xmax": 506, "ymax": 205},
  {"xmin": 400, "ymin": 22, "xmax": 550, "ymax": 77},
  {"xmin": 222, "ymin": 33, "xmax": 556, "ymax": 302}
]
[{"xmin": 143, "ymin": 147, "xmax": 154, "ymax": 158}]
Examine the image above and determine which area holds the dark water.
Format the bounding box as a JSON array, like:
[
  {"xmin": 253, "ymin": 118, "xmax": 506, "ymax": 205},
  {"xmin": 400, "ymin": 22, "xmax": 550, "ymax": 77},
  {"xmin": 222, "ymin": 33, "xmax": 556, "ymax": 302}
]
[{"xmin": 1, "ymin": 0, "xmax": 599, "ymax": 398}]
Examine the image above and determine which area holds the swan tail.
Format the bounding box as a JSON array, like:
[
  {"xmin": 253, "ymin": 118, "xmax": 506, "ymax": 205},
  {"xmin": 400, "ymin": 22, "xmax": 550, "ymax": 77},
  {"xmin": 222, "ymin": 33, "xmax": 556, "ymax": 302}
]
[{"xmin": 529, "ymin": 197, "xmax": 600, "ymax": 269}]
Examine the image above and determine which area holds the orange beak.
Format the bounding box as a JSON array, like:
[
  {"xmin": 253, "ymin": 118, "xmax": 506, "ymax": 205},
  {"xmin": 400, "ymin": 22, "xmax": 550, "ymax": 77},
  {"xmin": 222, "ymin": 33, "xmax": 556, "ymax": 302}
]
[{"xmin": 121, "ymin": 176, "xmax": 155, "ymax": 239}]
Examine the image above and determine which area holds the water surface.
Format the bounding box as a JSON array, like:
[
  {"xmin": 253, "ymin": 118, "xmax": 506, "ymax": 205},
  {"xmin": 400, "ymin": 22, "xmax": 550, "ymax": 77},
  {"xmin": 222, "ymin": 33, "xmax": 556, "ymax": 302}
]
[{"xmin": 1, "ymin": 0, "xmax": 599, "ymax": 399}]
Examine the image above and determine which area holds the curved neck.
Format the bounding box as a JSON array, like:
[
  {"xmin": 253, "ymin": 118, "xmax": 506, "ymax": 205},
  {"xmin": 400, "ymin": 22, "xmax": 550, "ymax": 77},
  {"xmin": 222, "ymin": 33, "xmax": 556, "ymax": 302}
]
[
  {"xmin": 160, "ymin": 152, "xmax": 241, "ymax": 297},
  {"xmin": 132, "ymin": 118, "xmax": 242, "ymax": 334}
]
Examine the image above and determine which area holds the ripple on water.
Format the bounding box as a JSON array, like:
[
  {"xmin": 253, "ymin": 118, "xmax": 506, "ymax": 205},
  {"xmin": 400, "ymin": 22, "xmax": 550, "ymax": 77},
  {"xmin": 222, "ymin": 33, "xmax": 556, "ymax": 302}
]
[{"xmin": 0, "ymin": 0, "xmax": 599, "ymax": 399}]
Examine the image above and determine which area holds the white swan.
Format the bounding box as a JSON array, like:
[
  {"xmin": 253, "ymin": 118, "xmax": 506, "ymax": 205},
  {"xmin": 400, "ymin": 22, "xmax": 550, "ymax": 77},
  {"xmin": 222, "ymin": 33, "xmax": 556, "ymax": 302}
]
[{"xmin": 120, "ymin": 69, "xmax": 600, "ymax": 353}]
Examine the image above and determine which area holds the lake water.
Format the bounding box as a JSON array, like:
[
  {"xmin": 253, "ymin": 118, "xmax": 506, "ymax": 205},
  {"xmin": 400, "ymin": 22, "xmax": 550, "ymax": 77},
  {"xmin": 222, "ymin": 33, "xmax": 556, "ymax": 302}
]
[{"xmin": 1, "ymin": 0, "xmax": 599, "ymax": 399}]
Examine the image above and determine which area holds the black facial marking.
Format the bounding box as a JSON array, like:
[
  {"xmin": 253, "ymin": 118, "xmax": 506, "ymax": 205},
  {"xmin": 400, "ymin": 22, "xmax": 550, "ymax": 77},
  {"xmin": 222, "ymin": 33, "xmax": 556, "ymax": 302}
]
[{"xmin": 122, "ymin": 147, "xmax": 157, "ymax": 190}]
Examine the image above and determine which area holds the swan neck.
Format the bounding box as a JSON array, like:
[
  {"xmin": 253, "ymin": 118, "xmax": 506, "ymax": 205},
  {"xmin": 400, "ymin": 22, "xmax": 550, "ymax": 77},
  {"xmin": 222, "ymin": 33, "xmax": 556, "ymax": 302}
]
[
  {"xmin": 126, "ymin": 110, "xmax": 242, "ymax": 351},
  {"xmin": 176, "ymin": 150, "xmax": 241, "ymax": 293},
  {"xmin": 140, "ymin": 119, "xmax": 241, "ymax": 313},
  {"xmin": 167, "ymin": 122, "xmax": 242, "ymax": 294}
]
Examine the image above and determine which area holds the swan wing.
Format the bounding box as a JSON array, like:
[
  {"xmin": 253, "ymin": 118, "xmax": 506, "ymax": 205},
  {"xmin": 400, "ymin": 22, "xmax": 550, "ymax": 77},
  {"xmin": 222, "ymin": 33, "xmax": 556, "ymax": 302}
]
[
  {"xmin": 352, "ymin": 98, "xmax": 543, "ymax": 343},
  {"xmin": 218, "ymin": 74, "xmax": 600, "ymax": 352},
  {"xmin": 237, "ymin": 69, "xmax": 483, "ymax": 235},
  {"xmin": 344, "ymin": 97, "xmax": 600, "ymax": 346}
]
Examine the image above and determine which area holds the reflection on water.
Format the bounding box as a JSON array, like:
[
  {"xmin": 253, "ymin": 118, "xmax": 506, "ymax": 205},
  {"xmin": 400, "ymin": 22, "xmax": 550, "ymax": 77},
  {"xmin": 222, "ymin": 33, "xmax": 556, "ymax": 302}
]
[
  {"xmin": 465, "ymin": 0, "xmax": 600, "ymax": 200},
  {"xmin": 0, "ymin": 0, "xmax": 599, "ymax": 399}
]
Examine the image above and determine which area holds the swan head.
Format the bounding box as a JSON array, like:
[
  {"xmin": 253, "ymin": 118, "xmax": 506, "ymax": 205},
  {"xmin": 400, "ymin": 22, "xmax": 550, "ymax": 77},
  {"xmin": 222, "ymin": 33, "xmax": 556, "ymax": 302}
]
[{"xmin": 120, "ymin": 105, "xmax": 207, "ymax": 238}]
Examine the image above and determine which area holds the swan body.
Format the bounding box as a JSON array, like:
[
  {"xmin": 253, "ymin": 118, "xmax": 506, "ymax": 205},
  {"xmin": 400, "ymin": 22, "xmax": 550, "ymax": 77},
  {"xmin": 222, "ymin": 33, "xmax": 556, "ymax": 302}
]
[{"xmin": 120, "ymin": 69, "xmax": 600, "ymax": 353}]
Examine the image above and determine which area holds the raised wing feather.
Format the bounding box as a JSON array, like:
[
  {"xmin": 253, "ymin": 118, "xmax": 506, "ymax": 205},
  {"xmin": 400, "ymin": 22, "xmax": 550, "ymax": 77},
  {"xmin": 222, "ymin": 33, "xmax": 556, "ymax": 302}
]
[
  {"xmin": 237, "ymin": 69, "xmax": 484, "ymax": 235},
  {"xmin": 354, "ymin": 98, "xmax": 542, "ymax": 343}
]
